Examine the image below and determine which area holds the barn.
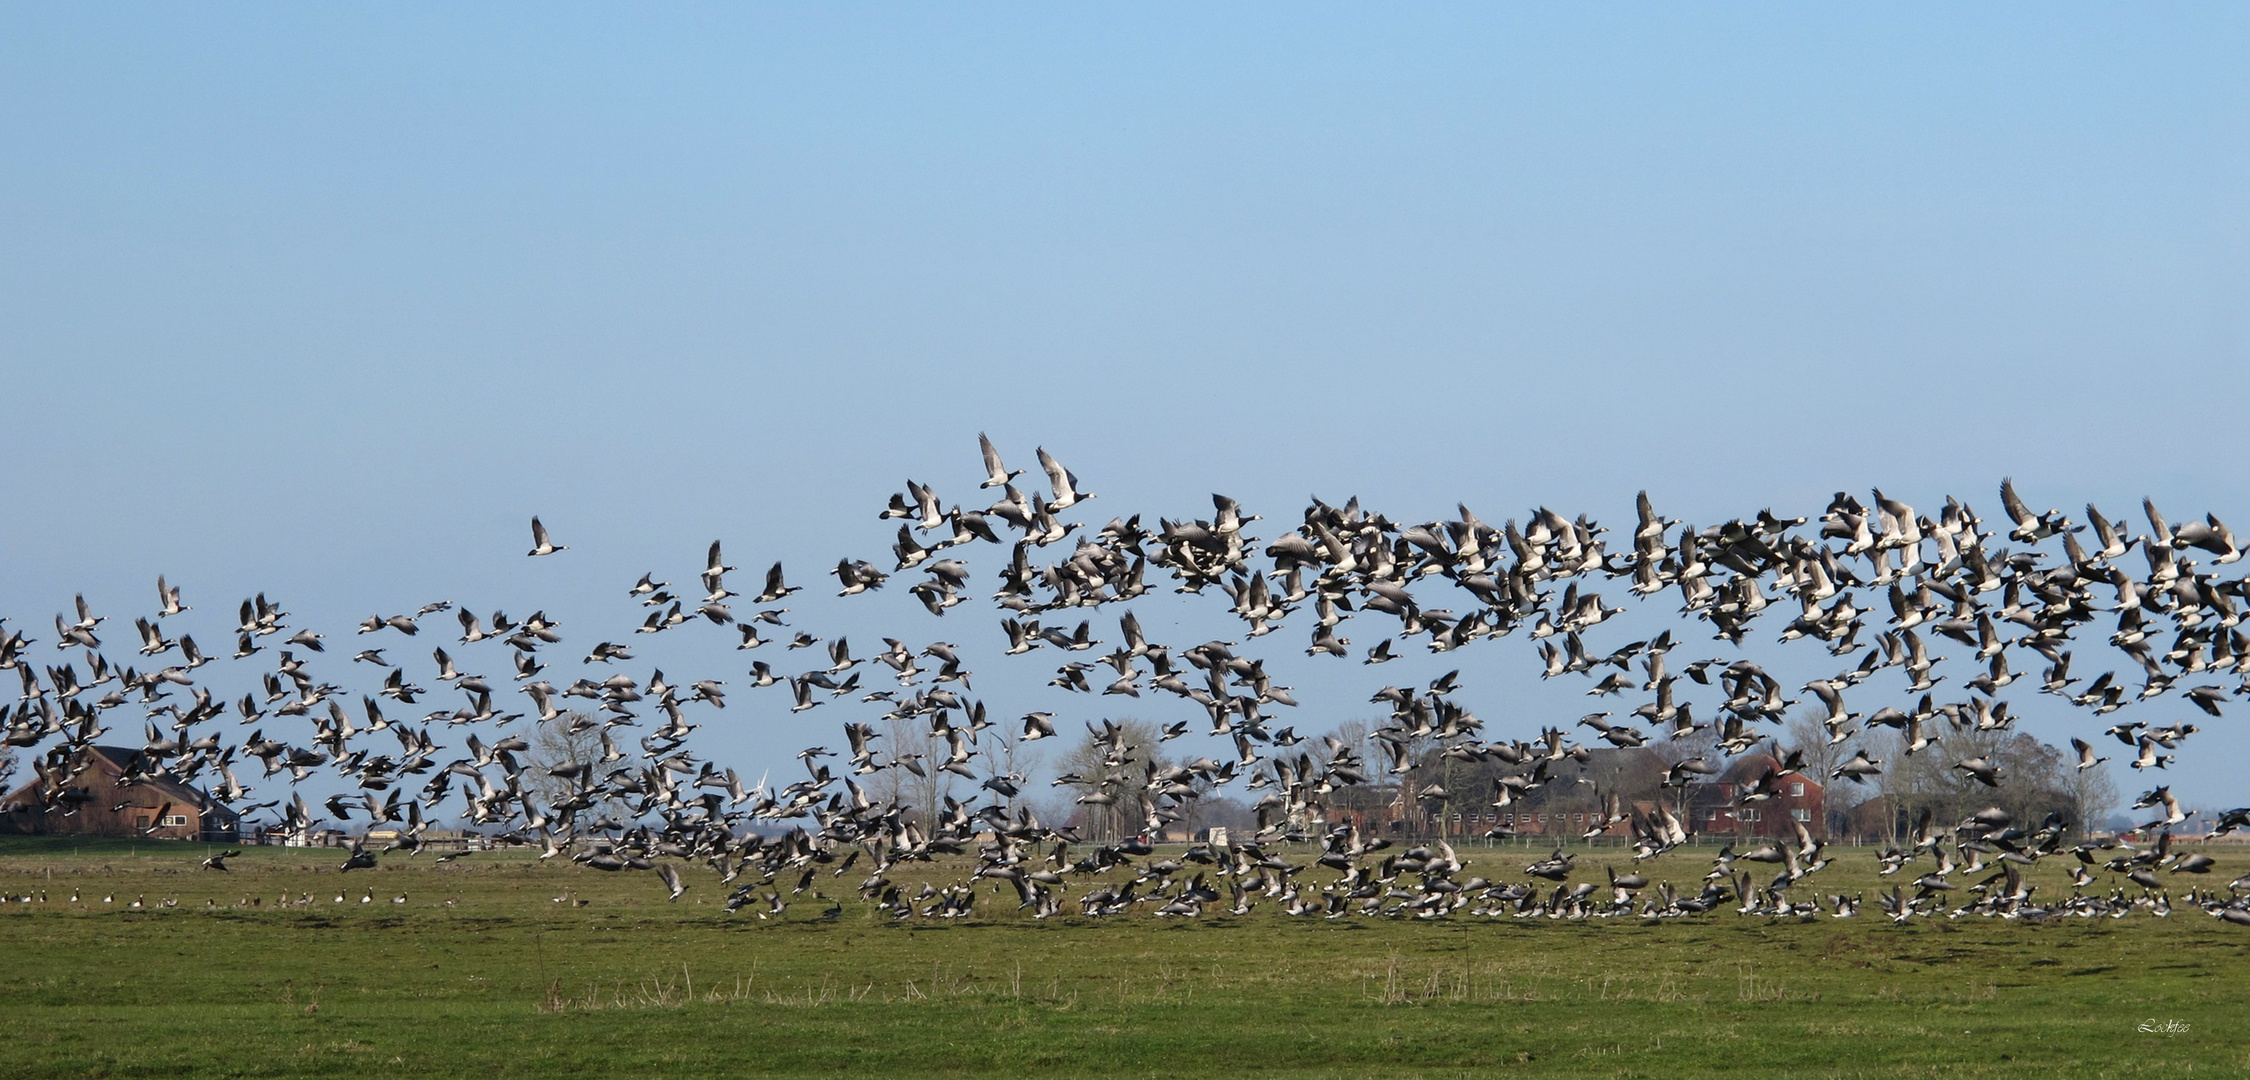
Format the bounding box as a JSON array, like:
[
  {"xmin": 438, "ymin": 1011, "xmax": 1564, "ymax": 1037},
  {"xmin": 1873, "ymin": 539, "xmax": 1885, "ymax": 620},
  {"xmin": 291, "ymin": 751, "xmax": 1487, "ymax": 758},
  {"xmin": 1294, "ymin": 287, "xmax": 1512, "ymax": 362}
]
[{"xmin": 0, "ymin": 746, "xmax": 240, "ymax": 842}]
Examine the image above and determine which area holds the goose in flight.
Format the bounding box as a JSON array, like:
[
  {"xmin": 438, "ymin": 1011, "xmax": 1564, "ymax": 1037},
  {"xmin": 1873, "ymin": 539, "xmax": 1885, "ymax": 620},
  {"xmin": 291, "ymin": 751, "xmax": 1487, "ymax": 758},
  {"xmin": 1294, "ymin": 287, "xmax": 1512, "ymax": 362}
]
[
  {"xmin": 2131, "ymin": 736, "xmax": 2173, "ymax": 771},
  {"xmin": 1998, "ymin": 478, "xmax": 2068, "ymax": 543},
  {"xmin": 754, "ymin": 562, "xmax": 800, "ymax": 603},
  {"xmin": 2133, "ymin": 786, "xmax": 2187, "ymax": 828},
  {"xmin": 703, "ymin": 541, "xmax": 735, "ymax": 599},
  {"xmin": 584, "ymin": 641, "xmax": 632, "ymax": 663},
  {"xmin": 832, "ymin": 559, "xmax": 888, "ymax": 596},
  {"xmin": 978, "ymin": 433, "xmax": 1023, "ymax": 489},
  {"xmin": 1831, "ymin": 749, "xmax": 1883, "ymax": 784},
  {"xmin": 156, "ymin": 576, "xmax": 189, "ymax": 617},
  {"xmin": 2071, "ymin": 737, "xmax": 2109, "ymax": 771},
  {"xmin": 1953, "ymin": 756, "xmax": 2001, "ymax": 787},
  {"xmin": 527, "ymin": 516, "xmax": 566, "ymax": 557},
  {"xmin": 135, "ymin": 617, "xmax": 174, "ymax": 656},
  {"xmin": 358, "ymin": 614, "xmax": 418, "ymax": 636},
  {"xmin": 1036, "ymin": 447, "xmax": 1093, "ymax": 510}
]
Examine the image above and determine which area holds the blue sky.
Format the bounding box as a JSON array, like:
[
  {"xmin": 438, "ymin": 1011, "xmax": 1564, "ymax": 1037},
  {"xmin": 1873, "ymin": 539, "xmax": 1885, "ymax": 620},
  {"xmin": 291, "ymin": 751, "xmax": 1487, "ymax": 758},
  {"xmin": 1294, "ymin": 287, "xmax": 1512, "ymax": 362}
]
[{"xmin": 2, "ymin": 5, "xmax": 2246, "ymax": 809}]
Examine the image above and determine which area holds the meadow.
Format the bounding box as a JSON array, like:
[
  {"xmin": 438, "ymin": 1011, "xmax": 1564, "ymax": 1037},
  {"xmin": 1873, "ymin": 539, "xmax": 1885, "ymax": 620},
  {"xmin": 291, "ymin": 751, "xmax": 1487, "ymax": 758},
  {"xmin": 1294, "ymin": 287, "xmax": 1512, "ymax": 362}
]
[{"xmin": 1, "ymin": 836, "xmax": 2243, "ymax": 1079}]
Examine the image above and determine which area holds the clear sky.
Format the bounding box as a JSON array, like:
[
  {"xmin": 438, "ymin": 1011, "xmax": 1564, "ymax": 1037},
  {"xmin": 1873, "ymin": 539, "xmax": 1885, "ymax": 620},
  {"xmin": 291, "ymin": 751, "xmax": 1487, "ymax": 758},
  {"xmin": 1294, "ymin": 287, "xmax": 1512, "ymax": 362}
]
[{"xmin": 2, "ymin": 6, "xmax": 2246, "ymax": 810}]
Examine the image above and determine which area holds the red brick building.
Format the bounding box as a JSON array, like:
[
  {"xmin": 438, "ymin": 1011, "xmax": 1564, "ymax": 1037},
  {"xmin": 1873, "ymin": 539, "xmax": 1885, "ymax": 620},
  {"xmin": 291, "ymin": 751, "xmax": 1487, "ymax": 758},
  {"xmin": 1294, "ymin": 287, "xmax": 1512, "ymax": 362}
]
[
  {"xmin": 1687, "ymin": 754, "xmax": 1825, "ymax": 839},
  {"xmin": 0, "ymin": 746, "xmax": 240, "ymax": 841}
]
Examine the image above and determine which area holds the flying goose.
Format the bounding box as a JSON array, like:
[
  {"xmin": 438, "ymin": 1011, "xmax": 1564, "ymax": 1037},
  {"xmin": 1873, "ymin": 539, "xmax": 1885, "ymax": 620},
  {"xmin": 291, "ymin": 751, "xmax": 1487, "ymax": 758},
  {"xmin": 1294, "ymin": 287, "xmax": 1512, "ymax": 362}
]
[
  {"xmin": 977, "ymin": 433, "xmax": 1022, "ymax": 489},
  {"xmin": 527, "ymin": 516, "xmax": 566, "ymax": 556},
  {"xmin": 1035, "ymin": 447, "xmax": 1092, "ymax": 510}
]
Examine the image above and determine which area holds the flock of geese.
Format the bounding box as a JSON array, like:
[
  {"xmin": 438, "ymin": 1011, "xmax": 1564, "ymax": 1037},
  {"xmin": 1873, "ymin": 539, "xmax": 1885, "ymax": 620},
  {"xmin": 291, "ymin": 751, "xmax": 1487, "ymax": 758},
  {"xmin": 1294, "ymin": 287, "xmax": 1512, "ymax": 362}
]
[{"xmin": 5, "ymin": 434, "xmax": 2250, "ymax": 927}]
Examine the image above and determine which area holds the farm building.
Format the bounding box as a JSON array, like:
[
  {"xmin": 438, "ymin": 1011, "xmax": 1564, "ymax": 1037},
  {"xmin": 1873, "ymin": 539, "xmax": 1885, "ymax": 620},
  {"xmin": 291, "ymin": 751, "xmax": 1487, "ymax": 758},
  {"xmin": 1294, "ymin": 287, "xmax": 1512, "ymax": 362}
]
[
  {"xmin": 0, "ymin": 745, "xmax": 240, "ymax": 842},
  {"xmin": 1685, "ymin": 754, "xmax": 1825, "ymax": 839}
]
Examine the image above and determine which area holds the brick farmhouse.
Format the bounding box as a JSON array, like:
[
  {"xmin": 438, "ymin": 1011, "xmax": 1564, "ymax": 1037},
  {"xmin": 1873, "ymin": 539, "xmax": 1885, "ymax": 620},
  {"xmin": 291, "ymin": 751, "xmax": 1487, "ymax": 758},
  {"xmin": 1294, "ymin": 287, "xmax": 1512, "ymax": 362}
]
[{"xmin": 0, "ymin": 745, "xmax": 240, "ymax": 841}]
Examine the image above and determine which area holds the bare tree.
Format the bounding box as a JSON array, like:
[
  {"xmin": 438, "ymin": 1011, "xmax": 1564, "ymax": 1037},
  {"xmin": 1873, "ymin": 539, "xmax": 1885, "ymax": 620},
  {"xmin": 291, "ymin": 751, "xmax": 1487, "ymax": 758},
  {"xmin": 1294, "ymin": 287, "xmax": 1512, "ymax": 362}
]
[
  {"xmin": 1328, "ymin": 719, "xmax": 1374, "ymax": 775},
  {"xmin": 1878, "ymin": 726, "xmax": 2075, "ymax": 838},
  {"xmin": 871, "ymin": 717, "xmax": 956, "ymax": 829},
  {"xmin": 978, "ymin": 712, "xmax": 1043, "ymax": 801},
  {"xmin": 525, "ymin": 712, "xmax": 628, "ymax": 822},
  {"xmin": 1053, "ymin": 717, "xmax": 1167, "ymax": 843},
  {"xmin": 1781, "ymin": 708, "xmax": 1850, "ymax": 792},
  {"xmin": 1577, "ymin": 745, "xmax": 1665, "ymax": 807},
  {"xmin": 1322, "ymin": 718, "xmax": 1399, "ymax": 826},
  {"xmin": 2065, "ymin": 762, "xmax": 2121, "ymax": 838}
]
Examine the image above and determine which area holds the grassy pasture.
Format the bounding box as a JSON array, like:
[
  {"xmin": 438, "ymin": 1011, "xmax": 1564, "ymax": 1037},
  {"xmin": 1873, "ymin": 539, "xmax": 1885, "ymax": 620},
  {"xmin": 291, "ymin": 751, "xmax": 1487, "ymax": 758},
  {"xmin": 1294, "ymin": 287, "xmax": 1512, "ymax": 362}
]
[{"xmin": 1, "ymin": 836, "xmax": 2245, "ymax": 1079}]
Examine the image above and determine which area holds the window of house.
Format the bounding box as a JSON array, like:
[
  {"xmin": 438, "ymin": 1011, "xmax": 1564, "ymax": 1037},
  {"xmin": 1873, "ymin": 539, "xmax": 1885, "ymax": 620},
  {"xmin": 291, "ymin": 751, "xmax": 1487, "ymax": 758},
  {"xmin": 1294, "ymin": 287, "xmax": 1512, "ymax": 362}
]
[
  {"xmin": 160, "ymin": 815, "xmax": 189, "ymax": 827},
  {"xmin": 1791, "ymin": 808, "xmax": 1811, "ymax": 822},
  {"xmin": 1742, "ymin": 808, "xmax": 1761, "ymax": 822},
  {"xmin": 1789, "ymin": 783, "xmax": 1805, "ymax": 797}
]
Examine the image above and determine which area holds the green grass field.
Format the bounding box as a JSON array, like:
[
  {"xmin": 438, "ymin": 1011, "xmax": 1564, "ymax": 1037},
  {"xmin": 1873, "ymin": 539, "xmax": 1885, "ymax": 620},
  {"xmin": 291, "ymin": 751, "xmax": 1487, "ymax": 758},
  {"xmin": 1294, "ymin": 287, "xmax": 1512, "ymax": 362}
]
[{"xmin": 2, "ymin": 836, "xmax": 2244, "ymax": 1079}]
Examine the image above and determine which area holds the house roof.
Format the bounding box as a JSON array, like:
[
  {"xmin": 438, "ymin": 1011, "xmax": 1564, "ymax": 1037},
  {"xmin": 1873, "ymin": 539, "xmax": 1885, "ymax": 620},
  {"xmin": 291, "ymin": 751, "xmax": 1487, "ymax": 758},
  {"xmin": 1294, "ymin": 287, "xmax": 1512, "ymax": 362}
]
[
  {"xmin": 1714, "ymin": 753, "xmax": 1822, "ymax": 792},
  {"xmin": 1, "ymin": 745, "xmax": 238, "ymax": 821}
]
